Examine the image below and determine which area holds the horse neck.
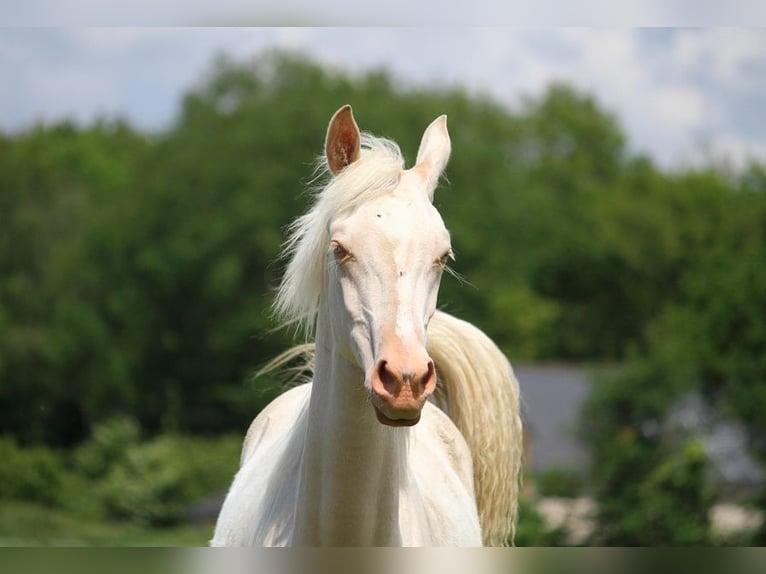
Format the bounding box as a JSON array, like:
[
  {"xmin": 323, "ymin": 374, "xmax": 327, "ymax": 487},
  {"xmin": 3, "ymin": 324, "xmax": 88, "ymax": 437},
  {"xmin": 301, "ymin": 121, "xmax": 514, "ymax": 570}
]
[{"xmin": 291, "ymin": 306, "xmax": 409, "ymax": 546}]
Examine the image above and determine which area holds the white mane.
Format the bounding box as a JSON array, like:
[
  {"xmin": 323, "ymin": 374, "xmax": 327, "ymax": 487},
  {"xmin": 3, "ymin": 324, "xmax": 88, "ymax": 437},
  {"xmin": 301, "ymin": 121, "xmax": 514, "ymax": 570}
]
[{"xmin": 274, "ymin": 133, "xmax": 405, "ymax": 335}]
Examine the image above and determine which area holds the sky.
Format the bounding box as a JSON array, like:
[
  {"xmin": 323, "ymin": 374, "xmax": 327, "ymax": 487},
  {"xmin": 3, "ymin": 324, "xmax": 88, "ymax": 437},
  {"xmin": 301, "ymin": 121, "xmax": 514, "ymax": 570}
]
[{"xmin": 2, "ymin": 26, "xmax": 766, "ymax": 170}]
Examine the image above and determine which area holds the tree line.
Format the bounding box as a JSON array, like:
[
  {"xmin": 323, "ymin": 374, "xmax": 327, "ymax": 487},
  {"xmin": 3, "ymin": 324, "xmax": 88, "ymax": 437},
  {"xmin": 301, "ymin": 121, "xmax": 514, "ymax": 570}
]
[{"xmin": 2, "ymin": 51, "xmax": 765, "ymax": 543}]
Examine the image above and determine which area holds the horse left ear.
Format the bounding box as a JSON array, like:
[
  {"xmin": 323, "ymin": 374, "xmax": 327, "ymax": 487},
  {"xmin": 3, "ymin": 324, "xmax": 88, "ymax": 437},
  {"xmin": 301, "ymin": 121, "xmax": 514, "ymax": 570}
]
[
  {"xmin": 413, "ymin": 115, "xmax": 450, "ymax": 201},
  {"xmin": 326, "ymin": 105, "xmax": 361, "ymax": 175}
]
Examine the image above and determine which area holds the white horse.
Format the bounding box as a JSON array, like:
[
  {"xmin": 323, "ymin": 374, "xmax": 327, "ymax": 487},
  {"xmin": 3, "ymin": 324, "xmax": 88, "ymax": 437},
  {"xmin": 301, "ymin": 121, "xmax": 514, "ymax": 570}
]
[{"xmin": 212, "ymin": 105, "xmax": 523, "ymax": 547}]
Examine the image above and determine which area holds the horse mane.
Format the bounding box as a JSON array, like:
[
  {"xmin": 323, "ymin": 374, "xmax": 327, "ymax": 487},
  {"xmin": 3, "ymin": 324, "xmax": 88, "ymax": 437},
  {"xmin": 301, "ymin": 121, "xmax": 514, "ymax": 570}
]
[
  {"xmin": 259, "ymin": 310, "xmax": 523, "ymax": 546},
  {"xmin": 274, "ymin": 133, "xmax": 405, "ymax": 336},
  {"xmin": 426, "ymin": 310, "xmax": 523, "ymax": 547}
]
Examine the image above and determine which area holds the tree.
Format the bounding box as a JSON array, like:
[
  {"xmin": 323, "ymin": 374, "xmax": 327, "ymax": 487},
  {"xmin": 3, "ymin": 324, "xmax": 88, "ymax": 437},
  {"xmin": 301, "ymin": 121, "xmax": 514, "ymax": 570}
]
[
  {"xmin": 581, "ymin": 164, "xmax": 766, "ymax": 545},
  {"xmin": 0, "ymin": 120, "xmax": 150, "ymax": 444}
]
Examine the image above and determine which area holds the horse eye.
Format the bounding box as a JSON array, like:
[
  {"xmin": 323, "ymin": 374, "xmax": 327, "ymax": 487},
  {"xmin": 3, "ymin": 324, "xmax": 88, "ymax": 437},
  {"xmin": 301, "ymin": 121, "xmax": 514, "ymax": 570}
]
[
  {"xmin": 331, "ymin": 241, "xmax": 351, "ymax": 262},
  {"xmin": 437, "ymin": 249, "xmax": 454, "ymax": 268}
]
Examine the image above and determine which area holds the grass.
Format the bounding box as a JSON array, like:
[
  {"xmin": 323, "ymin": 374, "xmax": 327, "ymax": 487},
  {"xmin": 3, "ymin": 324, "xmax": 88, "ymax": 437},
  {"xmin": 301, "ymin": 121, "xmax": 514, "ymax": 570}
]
[{"xmin": 0, "ymin": 501, "xmax": 213, "ymax": 547}]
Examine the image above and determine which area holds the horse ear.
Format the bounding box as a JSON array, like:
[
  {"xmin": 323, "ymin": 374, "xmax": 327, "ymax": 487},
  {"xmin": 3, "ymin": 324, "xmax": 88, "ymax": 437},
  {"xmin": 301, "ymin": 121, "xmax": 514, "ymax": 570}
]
[
  {"xmin": 325, "ymin": 105, "xmax": 361, "ymax": 175},
  {"xmin": 413, "ymin": 115, "xmax": 450, "ymax": 201}
]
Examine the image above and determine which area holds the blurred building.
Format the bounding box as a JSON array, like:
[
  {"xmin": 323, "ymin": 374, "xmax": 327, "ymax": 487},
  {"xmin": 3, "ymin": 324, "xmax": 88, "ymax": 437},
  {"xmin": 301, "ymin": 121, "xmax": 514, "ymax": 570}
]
[
  {"xmin": 514, "ymin": 363, "xmax": 592, "ymax": 474},
  {"xmin": 515, "ymin": 363, "xmax": 764, "ymax": 498}
]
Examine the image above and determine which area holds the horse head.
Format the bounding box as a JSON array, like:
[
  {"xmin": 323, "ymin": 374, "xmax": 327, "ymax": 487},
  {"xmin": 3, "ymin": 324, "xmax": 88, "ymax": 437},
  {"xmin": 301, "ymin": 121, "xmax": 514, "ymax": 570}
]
[{"xmin": 323, "ymin": 105, "xmax": 453, "ymax": 426}]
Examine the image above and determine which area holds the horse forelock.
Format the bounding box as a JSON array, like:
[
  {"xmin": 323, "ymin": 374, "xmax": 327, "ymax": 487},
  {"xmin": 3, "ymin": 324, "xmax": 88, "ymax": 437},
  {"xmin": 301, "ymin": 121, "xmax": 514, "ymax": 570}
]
[{"xmin": 274, "ymin": 133, "xmax": 405, "ymax": 336}]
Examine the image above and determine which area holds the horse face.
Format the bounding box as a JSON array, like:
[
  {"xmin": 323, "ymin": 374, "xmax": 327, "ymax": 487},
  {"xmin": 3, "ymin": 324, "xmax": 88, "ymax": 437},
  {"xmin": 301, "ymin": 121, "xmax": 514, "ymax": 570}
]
[
  {"xmin": 324, "ymin": 108, "xmax": 452, "ymax": 426},
  {"xmin": 327, "ymin": 179, "xmax": 452, "ymax": 426}
]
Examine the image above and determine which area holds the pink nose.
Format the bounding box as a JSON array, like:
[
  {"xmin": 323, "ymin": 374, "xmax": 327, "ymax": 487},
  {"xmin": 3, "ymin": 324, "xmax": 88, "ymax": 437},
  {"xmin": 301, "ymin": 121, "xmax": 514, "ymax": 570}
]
[{"xmin": 370, "ymin": 349, "xmax": 436, "ymax": 427}]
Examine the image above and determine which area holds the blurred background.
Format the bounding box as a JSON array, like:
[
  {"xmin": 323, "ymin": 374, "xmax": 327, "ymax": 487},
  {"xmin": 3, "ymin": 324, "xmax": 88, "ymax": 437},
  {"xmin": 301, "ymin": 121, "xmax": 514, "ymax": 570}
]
[{"xmin": 1, "ymin": 26, "xmax": 765, "ymax": 546}]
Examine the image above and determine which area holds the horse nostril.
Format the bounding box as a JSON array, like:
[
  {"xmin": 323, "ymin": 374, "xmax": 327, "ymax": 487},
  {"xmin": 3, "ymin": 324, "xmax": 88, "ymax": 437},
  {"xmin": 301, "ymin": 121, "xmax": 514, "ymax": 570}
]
[
  {"xmin": 373, "ymin": 356, "xmax": 436, "ymax": 401},
  {"xmin": 377, "ymin": 360, "xmax": 399, "ymax": 396},
  {"xmin": 417, "ymin": 360, "xmax": 436, "ymax": 395}
]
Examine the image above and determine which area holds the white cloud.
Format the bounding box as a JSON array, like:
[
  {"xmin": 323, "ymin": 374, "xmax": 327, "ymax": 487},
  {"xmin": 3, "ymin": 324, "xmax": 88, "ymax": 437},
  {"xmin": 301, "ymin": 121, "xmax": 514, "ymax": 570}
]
[
  {"xmin": 648, "ymin": 85, "xmax": 706, "ymax": 129},
  {"xmin": 673, "ymin": 29, "xmax": 707, "ymax": 69},
  {"xmin": 0, "ymin": 27, "xmax": 765, "ymax": 169},
  {"xmin": 672, "ymin": 28, "xmax": 766, "ymax": 84},
  {"xmin": 681, "ymin": 132, "xmax": 766, "ymax": 171},
  {"xmin": 711, "ymin": 29, "xmax": 766, "ymax": 84},
  {"xmin": 6, "ymin": 0, "xmax": 766, "ymax": 25}
]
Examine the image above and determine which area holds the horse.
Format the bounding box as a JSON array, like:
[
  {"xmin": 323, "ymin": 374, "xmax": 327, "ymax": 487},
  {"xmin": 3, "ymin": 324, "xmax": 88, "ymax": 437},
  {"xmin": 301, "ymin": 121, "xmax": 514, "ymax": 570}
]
[{"xmin": 211, "ymin": 105, "xmax": 523, "ymax": 547}]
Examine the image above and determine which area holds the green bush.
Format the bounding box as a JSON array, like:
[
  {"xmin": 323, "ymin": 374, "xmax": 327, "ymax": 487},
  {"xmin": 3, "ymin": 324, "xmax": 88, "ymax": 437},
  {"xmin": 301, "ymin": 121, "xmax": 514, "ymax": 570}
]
[
  {"xmin": 514, "ymin": 497, "xmax": 570, "ymax": 546},
  {"xmin": 98, "ymin": 434, "xmax": 241, "ymax": 526},
  {"xmin": 631, "ymin": 440, "xmax": 716, "ymax": 545},
  {"xmin": 0, "ymin": 437, "xmax": 72, "ymax": 507},
  {"xmin": 0, "ymin": 424, "xmax": 243, "ymax": 528},
  {"xmin": 73, "ymin": 416, "xmax": 141, "ymax": 479},
  {"xmin": 534, "ymin": 468, "xmax": 586, "ymax": 498}
]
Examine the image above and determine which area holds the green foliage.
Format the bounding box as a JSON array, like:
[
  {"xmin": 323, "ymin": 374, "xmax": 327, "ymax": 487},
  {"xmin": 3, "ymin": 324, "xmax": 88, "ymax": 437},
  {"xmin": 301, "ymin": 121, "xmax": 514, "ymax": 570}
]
[
  {"xmin": 0, "ymin": 438, "xmax": 72, "ymax": 507},
  {"xmin": 534, "ymin": 468, "xmax": 586, "ymax": 499},
  {"xmin": 582, "ymin": 362, "xmax": 717, "ymax": 545},
  {"xmin": 3, "ymin": 49, "xmax": 721, "ymax": 443},
  {"xmin": 0, "ymin": 121, "xmax": 150, "ymax": 445},
  {"xmin": 0, "ymin": 421, "xmax": 241, "ymax": 529},
  {"xmin": 577, "ymin": 158, "xmax": 766, "ymax": 545},
  {"xmin": 636, "ymin": 441, "xmax": 716, "ymax": 545},
  {"xmin": 70, "ymin": 418, "xmax": 242, "ymax": 526},
  {"xmin": 97, "ymin": 433, "xmax": 240, "ymax": 526},
  {"xmin": 73, "ymin": 416, "xmax": 142, "ymax": 480},
  {"xmin": 589, "ymin": 437, "xmax": 716, "ymax": 546},
  {"xmin": 514, "ymin": 497, "xmax": 570, "ymax": 546}
]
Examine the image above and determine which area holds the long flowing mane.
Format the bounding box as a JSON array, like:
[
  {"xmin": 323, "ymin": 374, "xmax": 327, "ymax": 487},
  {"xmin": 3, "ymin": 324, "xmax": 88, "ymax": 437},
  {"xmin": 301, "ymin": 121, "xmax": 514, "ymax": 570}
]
[
  {"xmin": 275, "ymin": 134, "xmax": 405, "ymax": 335},
  {"xmin": 427, "ymin": 311, "xmax": 523, "ymax": 546}
]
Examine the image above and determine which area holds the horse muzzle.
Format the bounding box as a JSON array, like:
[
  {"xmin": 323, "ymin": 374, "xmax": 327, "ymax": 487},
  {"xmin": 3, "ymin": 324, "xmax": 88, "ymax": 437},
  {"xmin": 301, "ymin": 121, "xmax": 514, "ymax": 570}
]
[{"xmin": 369, "ymin": 350, "xmax": 436, "ymax": 427}]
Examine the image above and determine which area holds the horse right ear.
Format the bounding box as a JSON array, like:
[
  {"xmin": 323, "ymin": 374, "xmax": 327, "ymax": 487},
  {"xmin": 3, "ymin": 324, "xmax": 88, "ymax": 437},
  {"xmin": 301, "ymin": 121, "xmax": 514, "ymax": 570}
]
[
  {"xmin": 412, "ymin": 115, "xmax": 450, "ymax": 201},
  {"xmin": 325, "ymin": 105, "xmax": 361, "ymax": 175}
]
